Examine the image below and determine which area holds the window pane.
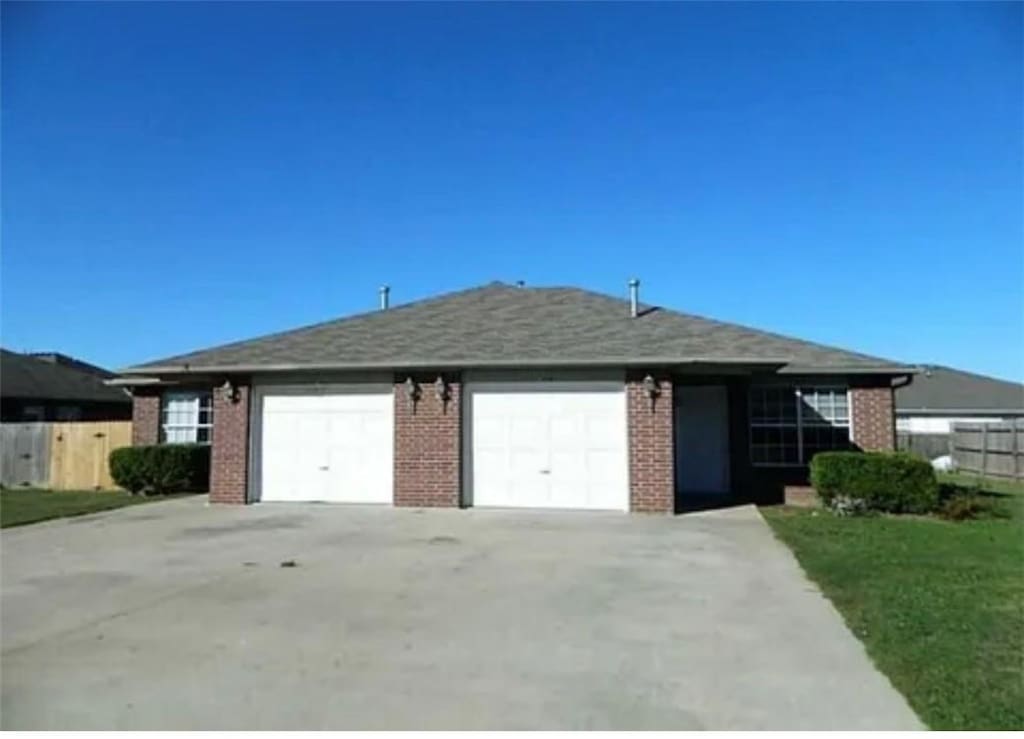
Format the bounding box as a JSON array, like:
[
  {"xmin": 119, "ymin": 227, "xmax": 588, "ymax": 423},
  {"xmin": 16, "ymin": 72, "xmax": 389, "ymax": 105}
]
[
  {"xmin": 751, "ymin": 386, "xmax": 800, "ymax": 464},
  {"xmin": 751, "ymin": 386, "xmax": 798, "ymax": 425},
  {"xmin": 160, "ymin": 391, "xmax": 212, "ymax": 445},
  {"xmin": 163, "ymin": 426, "xmax": 195, "ymax": 444},
  {"xmin": 804, "ymin": 426, "xmax": 851, "ymax": 460}
]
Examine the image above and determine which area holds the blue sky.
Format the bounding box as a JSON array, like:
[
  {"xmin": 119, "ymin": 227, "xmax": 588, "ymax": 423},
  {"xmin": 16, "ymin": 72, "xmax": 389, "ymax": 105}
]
[{"xmin": 3, "ymin": 2, "xmax": 1022, "ymax": 380}]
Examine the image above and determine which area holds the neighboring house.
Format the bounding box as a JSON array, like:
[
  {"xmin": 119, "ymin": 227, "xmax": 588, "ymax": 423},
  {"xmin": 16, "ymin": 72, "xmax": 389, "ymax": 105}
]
[
  {"xmin": 895, "ymin": 365, "xmax": 1024, "ymax": 433},
  {"xmin": 1, "ymin": 349, "xmax": 131, "ymax": 422},
  {"xmin": 895, "ymin": 365, "xmax": 1024, "ymax": 460},
  {"xmin": 116, "ymin": 282, "xmax": 914, "ymax": 512}
]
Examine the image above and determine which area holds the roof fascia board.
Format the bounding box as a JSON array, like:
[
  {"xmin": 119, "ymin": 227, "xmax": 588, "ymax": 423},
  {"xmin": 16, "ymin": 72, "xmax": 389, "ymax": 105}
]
[
  {"xmin": 897, "ymin": 408, "xmax": 1024, "ymax": 415},
  {"xmin": 119, "ymin": 358, "xmax": 915, "ymax": 377}
]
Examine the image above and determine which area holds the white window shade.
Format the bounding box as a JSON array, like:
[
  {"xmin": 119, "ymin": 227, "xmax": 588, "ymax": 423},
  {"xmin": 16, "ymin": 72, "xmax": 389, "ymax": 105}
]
[{"xmin": 161, "ymin": 392, "xmax": 213, "ymax": 444}]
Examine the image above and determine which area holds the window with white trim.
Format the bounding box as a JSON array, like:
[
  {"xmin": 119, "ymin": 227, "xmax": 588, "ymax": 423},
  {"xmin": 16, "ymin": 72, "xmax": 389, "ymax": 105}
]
[
  {"xmin": 750, "ymin": 386, "xmax": 851, "ymax": 466},
  {"xmin": 160, "ymin": 391, "xmax": 213, "ymax": 444}
]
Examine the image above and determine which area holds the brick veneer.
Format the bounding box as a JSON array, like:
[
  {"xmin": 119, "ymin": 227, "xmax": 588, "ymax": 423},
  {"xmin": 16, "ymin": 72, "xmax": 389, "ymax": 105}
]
[
  {"xmin": 393, "ymin": 376, "xmax": 461, "ymax": 507},
  {"xmin": 210, "ymin": 383, "xmax": 250, "ymax": 504},
  {"xmin": 851, "ymin": 385, "xmax": 895, "ymax": 451},
  {"xmin": 131, "ymin": 389, "xmax": 160, "ymax": 445},
  {"xmin": 627, "ymin": 375, "xmax": 675, "ymax": 513}
]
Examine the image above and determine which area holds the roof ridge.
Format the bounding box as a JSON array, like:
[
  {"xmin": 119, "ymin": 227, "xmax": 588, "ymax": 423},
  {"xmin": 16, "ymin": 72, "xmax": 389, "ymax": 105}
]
[
  {"xmin": 121, "ymin": 281, "xmax": 913, "ymax": 375},
  {"xmin": 661, "ymin": 305, "xmax": 894, "ymax": 365},
  {"xmin": 559, "ymin": 286, "xmax": 899, "ymax": 365},
  {"xmin": 124, "ymin": 282, "xmax": 513, "ymax": 371}
]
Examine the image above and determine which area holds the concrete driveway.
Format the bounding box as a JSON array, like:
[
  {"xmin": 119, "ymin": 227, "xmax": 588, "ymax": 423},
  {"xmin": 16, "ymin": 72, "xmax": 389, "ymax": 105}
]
[{"xmin": 1, "ymin": 497, "xmax": 920, "ymax": 730}]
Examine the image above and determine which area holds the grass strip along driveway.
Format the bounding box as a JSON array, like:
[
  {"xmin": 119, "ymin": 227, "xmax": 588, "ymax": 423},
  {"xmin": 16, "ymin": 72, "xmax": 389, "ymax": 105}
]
[
  {"xmin": 0, "ymin": 488, "xmax": 192, "ymax": 528},
  {"xmin": 762, "ymin": 474, "xmax": 1024, "ymax": 730}
]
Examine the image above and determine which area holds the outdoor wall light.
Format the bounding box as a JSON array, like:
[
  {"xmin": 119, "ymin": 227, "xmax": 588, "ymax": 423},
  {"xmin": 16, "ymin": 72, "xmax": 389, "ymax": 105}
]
[
  {"xmin": 404, "ymin": 377, "xmax": 420, "ymax": 411},
  {"xmin": 642, "ymin": 373, "xmax": 660, "ymax": 411},
  {"xmin": 434, "ymin": 375, "xmax": 449, "ymax": 403},
  {"xmin": 220, "ymin": 378, "xmax": 239, "ymax": 404}
]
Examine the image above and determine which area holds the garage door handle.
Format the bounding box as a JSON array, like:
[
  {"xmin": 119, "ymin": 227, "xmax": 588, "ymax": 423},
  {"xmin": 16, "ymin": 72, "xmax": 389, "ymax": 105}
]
[
  {"xmin": 318, "ymin": 466, "xmax": 329, "ymax": 471},
  {"xmin": 539, "ymin": 469, "xmax": 550, "ymax": 475}
]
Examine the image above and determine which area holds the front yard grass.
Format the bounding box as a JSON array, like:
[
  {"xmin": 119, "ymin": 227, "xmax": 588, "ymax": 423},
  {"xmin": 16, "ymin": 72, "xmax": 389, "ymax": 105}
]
[
  {"xmin": 761, "ymin": 474, "xmax": 1024, "ymax": 730},
  {"xmin": 0, "ymin": 488, "xmax": 193, "ymax": 528}
]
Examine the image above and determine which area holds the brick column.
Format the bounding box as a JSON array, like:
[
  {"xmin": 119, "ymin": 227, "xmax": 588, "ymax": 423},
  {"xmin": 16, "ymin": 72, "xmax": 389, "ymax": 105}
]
[
  {"xmin": 851, "ymin": 385, "xmax": 895, "ymax": 451},
  {"xmin": 627, "ymin": 374, "xmax": 675, "ymax": 513},
  {"xmin": 210, "ymin": 383, "xmax": 250, "ymax": 504},
  {"xmin": 394, "ymin": 375, "xmax": 461, "ymax": 507},
  {"xmin": 131, "ymin": 388, "xmax": 160, "ymax": 445}
]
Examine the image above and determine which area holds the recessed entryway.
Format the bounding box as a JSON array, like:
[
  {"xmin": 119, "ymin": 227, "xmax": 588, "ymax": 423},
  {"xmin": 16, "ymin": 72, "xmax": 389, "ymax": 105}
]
[{"xmin": 675, "ymin": 385, "xmax": 731, "ymax": 497}]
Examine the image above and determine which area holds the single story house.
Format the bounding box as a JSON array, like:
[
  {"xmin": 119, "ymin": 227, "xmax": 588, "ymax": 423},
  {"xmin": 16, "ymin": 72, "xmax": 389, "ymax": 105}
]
[
  {"xmin": 896, "ymin": 365, "xmax": 1024, "ymax": 433},
  {"xmin": 895, "ymin": 365, "xmax": 1024, "ymax": 460},
  {"xmin": 1, "ymin": 349, "xmax": 132, "ymax": 422},
  {"xmin": 116, "ymin": 282, "xmax": 914, "ymax": 512}
]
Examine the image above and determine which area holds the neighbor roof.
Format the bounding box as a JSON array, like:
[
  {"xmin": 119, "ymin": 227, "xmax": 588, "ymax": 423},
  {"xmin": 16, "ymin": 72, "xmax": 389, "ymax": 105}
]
[
  {"xmin": 121, "ymin": 283, "xmax": 913, "ymax": 376},
  {"xmin": 1, "ymin": 349, "xmax": 130, "ymax": 404},
  {"xmin": 896, "ymin": 365, "xmax": 1024, "ymax": 414}
]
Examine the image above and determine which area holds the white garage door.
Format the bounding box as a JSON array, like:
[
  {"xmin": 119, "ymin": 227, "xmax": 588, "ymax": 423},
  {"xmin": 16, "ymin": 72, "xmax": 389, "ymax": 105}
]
[
  {"xmin": 259, "ymin": 390, "xmax": 393, "ymax": 503},
  {"xmin": 468, "ymin": 383, "xmax": 629, "ymax": 511}
]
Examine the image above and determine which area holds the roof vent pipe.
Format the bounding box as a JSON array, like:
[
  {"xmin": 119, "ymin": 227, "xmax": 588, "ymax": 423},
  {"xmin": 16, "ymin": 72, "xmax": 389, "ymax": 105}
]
[
  {"xmin": 379, "ymin": 285, "xmax": 390, "ymax": 311},
  {"xmin": 628, "ymin": 278, "xmax": 640, "ymax": 318}
]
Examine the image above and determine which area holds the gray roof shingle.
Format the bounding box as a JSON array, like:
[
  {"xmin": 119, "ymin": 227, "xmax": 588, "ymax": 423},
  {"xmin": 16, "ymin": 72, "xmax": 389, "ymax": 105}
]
[
  {"xmin": 123, "ymin": 283, "xmax": 911, "ymax": 375},
  {"xmin": 2, "ymin": 349, "xmax": 130, "ymax": 404},
  {"xmin": 896, "ymin": 366, "xmax": 1024, "ymax": 413}
]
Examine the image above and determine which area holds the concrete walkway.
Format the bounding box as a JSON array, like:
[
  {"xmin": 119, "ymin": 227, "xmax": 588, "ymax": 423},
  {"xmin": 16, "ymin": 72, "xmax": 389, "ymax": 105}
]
[{"xmin": 1, "ymin": 497, "xmax": 921, "ymax": 729}]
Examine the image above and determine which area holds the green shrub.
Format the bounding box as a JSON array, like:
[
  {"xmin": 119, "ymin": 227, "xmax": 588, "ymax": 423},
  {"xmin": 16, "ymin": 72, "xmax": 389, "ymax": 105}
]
[
  {"xmin": 109, "ymin": 444, "xmax": 210, "ymax": 495},
  {"xmin": 810, "ymin": 451, "xmax": 939, "ymax": 514}
]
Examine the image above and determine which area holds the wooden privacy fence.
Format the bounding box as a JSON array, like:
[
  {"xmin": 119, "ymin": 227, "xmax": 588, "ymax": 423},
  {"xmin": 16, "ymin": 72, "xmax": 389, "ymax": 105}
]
[
  {"xmin": 0, "ymin": 421, "xmax": 132, "ymax": 490},
  {"xmin": 897, "ymin": 432, "xmax": 951, "ymax": 461},
  {"xmin": 951, "ymin": 420, "xmax": 1024, "ymax": 480}
]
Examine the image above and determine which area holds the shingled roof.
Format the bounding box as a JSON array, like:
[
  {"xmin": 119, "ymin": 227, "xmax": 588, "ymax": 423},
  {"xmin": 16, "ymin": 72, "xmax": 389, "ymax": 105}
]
[
  {"xmin": 122, "ymin": 282, "xmax": 912, "ymax": 375},
  {"xmin": 896, "ymin": 366, "xmax": 1024, "ymax": 414},
  {"xmin": 1, "ymin": 349, "xmax": 130, "ymax": 404}
]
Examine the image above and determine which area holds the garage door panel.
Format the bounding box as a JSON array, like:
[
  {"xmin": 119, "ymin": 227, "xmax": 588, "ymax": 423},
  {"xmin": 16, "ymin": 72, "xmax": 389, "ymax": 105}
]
[
  {"xmin": 586, "ymin": 448, "xmax": 623, "ymax": 477},
  {"xmin": 260, "ymin": 391, "xmax": 393, "ymax": 504},
  {"xmin": 510, "ymin": 448, "xmax": 547, "ymax": 476},
  {"xmin": 585, "ymin": 415, "xmax": 621, "ymax": 445},
  {"xmin": 550, "ymin": 415, "xmax": 582, "ymax": 443},
  {"xmin": 469, "ymin": 384, "xmax": 628, "ymax": 511},
  {"xmin": 473, "ymin": 417, "xmax": 504, "ymax": 446}
]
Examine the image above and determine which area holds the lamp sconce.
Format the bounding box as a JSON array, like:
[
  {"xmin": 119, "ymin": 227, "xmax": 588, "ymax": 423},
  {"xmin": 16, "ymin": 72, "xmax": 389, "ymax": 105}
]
[
  {"xmin": 220, "ymin": 378, "xmax": 240, "ymax": 404},
  {"xmin": 404, "ymin": 377, "xmax": 421, "ymax": 412},
  {"xmin": 434, "ymin": 375, "xmax": 450, "ymax": 412},
  {"xmin": 642, "ymin": 374, "xmax": 661, "ymax": 411}
]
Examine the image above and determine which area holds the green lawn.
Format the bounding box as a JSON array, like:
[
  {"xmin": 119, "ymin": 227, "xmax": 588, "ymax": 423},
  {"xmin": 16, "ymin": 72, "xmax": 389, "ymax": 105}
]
[
  {"xmin": 0, "ymin": 488, "xmax": 193, "ymax": 528},
  {"xmin": 762, "ymin": 474, "xmax": 1024, "ymax": 730}
]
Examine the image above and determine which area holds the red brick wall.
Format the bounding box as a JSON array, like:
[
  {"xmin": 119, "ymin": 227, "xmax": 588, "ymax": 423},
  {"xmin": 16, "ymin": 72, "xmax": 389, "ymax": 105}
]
[
  {"xmin": 210, "ymin": 383, "xmax": 250, "ymax": 504},
  {"xmin": 393, "ymin": 376, "xmax": 461, "ymax": 507},
  {"xmin": 627, "ymin": 374, "xmax": 675, "ymax": 513},
  {"xmin": 131, "ymin": 389, "xmax": 160, "ymax": 445},
  {"xmin": 851, "ymin": 385, "xmax": 895, "ymax": 451}
]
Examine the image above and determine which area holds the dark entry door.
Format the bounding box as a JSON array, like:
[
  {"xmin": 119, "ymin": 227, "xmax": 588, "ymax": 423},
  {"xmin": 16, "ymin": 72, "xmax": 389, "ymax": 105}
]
[{"xmin": 675, "ymin": 385, "xmax": 730, "ymax": 495}]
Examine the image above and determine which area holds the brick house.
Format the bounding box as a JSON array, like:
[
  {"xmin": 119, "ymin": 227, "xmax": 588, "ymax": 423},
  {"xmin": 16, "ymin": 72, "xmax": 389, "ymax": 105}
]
[{"xmin": 116, "ymin": 282, "xmax": 913, "ymax": 512}]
